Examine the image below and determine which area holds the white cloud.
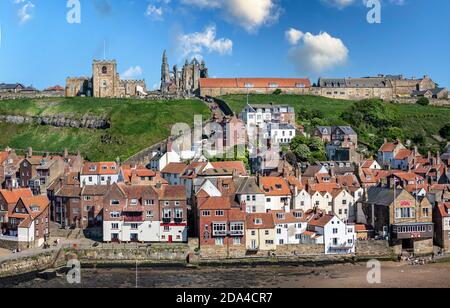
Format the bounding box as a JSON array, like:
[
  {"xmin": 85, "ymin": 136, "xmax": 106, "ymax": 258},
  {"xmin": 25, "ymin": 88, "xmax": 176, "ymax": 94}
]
[
  {"xmin": 287, "ymin": 29, "xmax": 349, "ymax": 73},
  {"xmin": 122, "ymin": 66, "xmax": 143, "ymax": 80},
  {"xmin": 180, "ymin": 0, "xmax": 280, "ymax": 33},
  {"xmin": 285, "ymin": 28, "xmax": 304, "ymax": 46},
  {"xmin": 177, "ymin": 25, "xmax": 233, "ymax": 59},
  {"xmin": 14, "ymin": 0, "xmax": 35, "ymax": 24}
]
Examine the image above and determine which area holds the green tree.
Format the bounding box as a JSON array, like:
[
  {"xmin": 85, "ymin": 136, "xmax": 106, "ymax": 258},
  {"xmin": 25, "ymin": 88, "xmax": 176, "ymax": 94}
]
[
  {"xmin": 273, "ymin": 89, "xmax": 282, "ymax": 95},
  {"xmin": 439, "ymin": 124, "xmax": 450, "ymax": 140},
  {"xmin": 292, "ymin": 144, "xmax": 311, "ymax": 162}
]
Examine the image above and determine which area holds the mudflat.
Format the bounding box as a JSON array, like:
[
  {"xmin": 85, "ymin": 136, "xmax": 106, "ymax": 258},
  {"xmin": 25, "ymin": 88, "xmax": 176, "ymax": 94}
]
[{"xmin": 5, "ymin": 261, "xmax": 450, "ymax": 288}]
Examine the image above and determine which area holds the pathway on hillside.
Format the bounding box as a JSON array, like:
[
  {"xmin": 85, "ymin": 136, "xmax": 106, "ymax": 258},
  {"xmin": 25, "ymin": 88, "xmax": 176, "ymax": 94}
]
[{"xmin": 124, "ymin": 97, "xmax": 227, "ymax": 166}]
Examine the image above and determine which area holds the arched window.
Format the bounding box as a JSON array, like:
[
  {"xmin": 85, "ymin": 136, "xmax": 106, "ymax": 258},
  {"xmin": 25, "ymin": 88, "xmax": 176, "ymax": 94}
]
[{"xmin": 102, "ymin": 66, "xmax": 107, "ymax": 74}]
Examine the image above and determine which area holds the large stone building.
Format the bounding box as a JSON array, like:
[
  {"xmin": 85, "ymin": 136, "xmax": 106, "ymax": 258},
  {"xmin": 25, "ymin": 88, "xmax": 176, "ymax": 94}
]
[
  {"xmin": 199, "ymin": 78, "xmax": 311, "ymax": 97},
  {"xmin": 161, "ymin": 50, "xmax": 209, "ymax": 95},
  {"xmin": 313, "ymin": 75, "xmax": 441, "ymax": 101},
  {"xmin": 66, "ymin": 60, "xmax": 147, "ymax": 98}
]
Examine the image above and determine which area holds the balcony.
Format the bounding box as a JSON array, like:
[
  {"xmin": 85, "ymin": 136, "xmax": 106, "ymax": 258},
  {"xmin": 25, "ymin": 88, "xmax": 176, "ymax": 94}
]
[
  {"xmin": 230, "ymin": 230, "xmax": 244, "ymax": 236},
  {"xmin": 162, "ymin": 217, "xmax": 172, "ymax": 224},
  {"xmin": 213, "ymin": 230, "xmax": 227, "ymax": 237},
  {"xmin": 174, "ymin": 218, "xmax": 184, "ymax": 224},
  {"xmin": 123, "ymin": 215, "xmax": 144, "ymax": 222}
]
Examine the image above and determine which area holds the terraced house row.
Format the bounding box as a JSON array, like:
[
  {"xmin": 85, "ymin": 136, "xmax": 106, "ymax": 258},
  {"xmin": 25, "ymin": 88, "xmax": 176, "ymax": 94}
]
[{"xmin": 0, "ymin": 139, "xmax": 449, "ymax": 257}]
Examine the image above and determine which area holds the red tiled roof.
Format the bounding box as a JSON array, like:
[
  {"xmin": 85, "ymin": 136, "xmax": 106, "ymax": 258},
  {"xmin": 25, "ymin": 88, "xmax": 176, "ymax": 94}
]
[
  {"xmin": 210, "ymin": 161, "xmax": 247, "ymax": 176},
  {"xmin": 394, "ymin": 149, "xmax": 413, "ymax": 160},
  {"xmin": 82, "ymin": 162, "xmax": 118, "ymax": 175},
  {"xmin": 308, "ymin": 214, "xmax": 334, "ymax": 228},
  {"xmin": 160, "ymin": 185, "xmax": 186, "ymax": 201},
  {"xmin": 260, "ymin": 177, "xmax": 291, "ymax": 196},
  {"xmin": 0, "ymin": 188, "xmax": 33, "ymax": 205},
  {"xmin": 246, "ymin": 213, "xmax": 275, "ymax": 229},
  {"xmin": 379, "ymin": 142, "xmax": 398, "ymax": 152},
  {"xmin": 200, "ymin": 78, "xmax": 311, "ymax": 89},
  {"xmin": 270, "ymin": 210, "xmax": 304, "ymax": 224},
  {"xmin": 161, "ymin": 163, "xmax": 188, "ymax": 174},
  {"xmin": 199, "ymin": 197, "xmax": 232, "ymax": 210}
]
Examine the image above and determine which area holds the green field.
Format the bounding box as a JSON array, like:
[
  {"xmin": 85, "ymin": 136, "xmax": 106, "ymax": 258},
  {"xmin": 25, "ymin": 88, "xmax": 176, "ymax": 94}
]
[
  {"xmin": 0, "ymin": 97, "xmax": 210, "ymax": 161},
  {"xmin": 222, "ymin": 94, "xmax": 450, "ymax": 154}
]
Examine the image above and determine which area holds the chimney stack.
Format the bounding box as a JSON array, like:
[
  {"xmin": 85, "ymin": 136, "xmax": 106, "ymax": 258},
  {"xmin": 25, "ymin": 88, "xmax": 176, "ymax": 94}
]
[{"xmin": 27, "ymin": 147, "xmax": 33, "ymax": 158}]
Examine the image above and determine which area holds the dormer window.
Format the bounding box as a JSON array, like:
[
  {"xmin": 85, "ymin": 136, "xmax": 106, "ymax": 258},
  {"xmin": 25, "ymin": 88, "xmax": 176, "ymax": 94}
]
[
  {"xmin": 89, "ymin": 166, "xmax": 97, "ymax": 171},
  {"xmin": 31, "ymin": 206, "xmax": 39, "ymax": 212},
  {"xmin": 130, "ymin": 199, "xmax": 138, "ymax": 205},
  {"xmin": 244, "ymin": 83, "xmax": 254, "ymax": 88},
  {"xmin": 293, "ymin": 212, "xmax": 302, "ymax": 218},
  {"xmin": 275, "ymin": 184, "xmax": 282, "ymax": 190},
  {"xmin": 255, "ymin": 218, "xmax": 262, "ymax": 225},
  {"xmin": 276, "ymin": 213, "xmax": 285, "ymax": 220},
  {"xmin": 269, "ymin": 83, "xmax": 279, "ymax": 88}
]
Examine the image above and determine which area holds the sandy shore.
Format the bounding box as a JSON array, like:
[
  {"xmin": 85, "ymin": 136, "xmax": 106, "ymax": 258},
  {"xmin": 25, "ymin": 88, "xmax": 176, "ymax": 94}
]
[
  {"xmin": 4, "ymin": 261, "xmax": 450, "ymax": 288},
  {"xmin": 0, "ymin": 248, "xmax": 11, "ymax": 257}
]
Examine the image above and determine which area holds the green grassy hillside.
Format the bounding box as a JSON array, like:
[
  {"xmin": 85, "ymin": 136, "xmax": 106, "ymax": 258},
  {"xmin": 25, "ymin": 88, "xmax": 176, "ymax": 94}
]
[
  {"xmin": 0, "ymin": 97, "xmax": 210, "ymax": 161},
  {"xmin": 223, "ymin": 94, "xmax": 450, "ymax": 154}
]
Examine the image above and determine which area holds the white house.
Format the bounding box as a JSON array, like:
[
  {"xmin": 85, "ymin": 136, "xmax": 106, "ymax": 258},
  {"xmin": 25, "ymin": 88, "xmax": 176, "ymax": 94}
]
[
  {"xmin": 267, "ymin": 123, "xmax": 296, "ymax": 145},
  {"xmin": 259, "ymin": 177, "xmax": 292, "ymax": 212},
  {"xmin": 272, "ymin": 211, "xmax": 307, "ymax": 245},
  {"xmin": 306, "ymin": 213, "xmax": 356, "ymax": 255},
  {"xmin": 310, "ymin": 190, "xmax": 333, "ymax": 213},
  {"xmin": 148, "ymin": 150, "xmax": 181, "ymax": 172},
  {"xmin": 103, "ymin": 220, "xmax": 160, "ymax": 242},
  {"xmin": 235, "ymin": 177, "xmax": 266, "ymax": 214},
  {"xmin": 287, "ymin": 177, "xmax": 312, "ymax": 211},
  {"xmin": 331, "ymin": 188, "xmax": 355, "ymax": 222},
  {"xmin": 80, "ymin": 162, "xmax": 120, "ymax": 187}
]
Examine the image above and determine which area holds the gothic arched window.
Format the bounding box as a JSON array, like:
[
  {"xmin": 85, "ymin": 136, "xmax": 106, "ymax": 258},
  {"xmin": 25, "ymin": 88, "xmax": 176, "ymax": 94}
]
[{"xmin": 102, "ymin": 66, "xmax": 107, "ymax": 74}]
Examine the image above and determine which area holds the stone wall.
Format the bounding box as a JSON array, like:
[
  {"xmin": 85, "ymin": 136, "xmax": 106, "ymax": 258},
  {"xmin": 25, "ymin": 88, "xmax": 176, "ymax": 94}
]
[
  {"xmin": 0, "ymin": 251, "xmax": 57, "ymax": 278},
  {"xmin": 0, "ymin": 92, "xmax": 65, "ymax": 100},
  {"xmin": 356, "ymin": 240, "xmax": 394, "ymax": 258},
  {"xmin": 0, "ymin": 114, "xmax": 110, "ymax": 129}
]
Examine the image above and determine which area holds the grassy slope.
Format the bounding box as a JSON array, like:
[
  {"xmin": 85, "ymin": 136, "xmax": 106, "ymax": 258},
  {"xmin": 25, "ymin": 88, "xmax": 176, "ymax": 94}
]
[
  {"xmin": 223, "ymin": 94, "xmax": 450, "ymax": 152},
  {"xmin": 0, "ymin": 98, "xmax": 210, "ymax": 161}
]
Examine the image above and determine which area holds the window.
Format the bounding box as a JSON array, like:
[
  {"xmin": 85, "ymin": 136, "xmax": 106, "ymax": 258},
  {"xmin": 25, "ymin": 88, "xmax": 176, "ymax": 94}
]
[
  {"xmin": 333, "ymin": 228, "xmax": 338, "ymax": 234},
  {"xmin": 395, "ymin": 207, "xmax": 415, "ymax": 219},
  {"xmin": 265, "ymin": 240, "xmax": 274, "ymax": 245},
  {"xmin": 266, "ymin": 198, "xmax": 271, "ymax": 203},
  {"xmin": 102, "ymin": 66, "xmax": 107, "ymax": 74},
  {"xmin": 175, "ymin": 209, "xmax": 183, "ymax": 219},
  {"xmin": 422, "ymin": 208, "xmax": 429, "ymax": 217},
  {"xmin": 215, "ymin": 237, "xmax": 224, "ymax": 246},
  {"xmin": 144, "ymin": 200, "xmax": 154, "ymax": 206},
  {"xmin": 146, "ymin": 211, "xmax": 153, "ymax": 218},
  {"xmin": 233, "ymin": 237, "xmax": 241, "ymax": 245},
  {"xmin": 251, "ymin": 231, "xmax": 256, "ymax": 236},
  {"xmin": 130, "ymin": 199, "xmax": 138, "ymax": 206},
  {"xmin": 265, "ymin": 230, "xmax": 269, "ymax": 236},
  {"xmin": 202, "ymin": 210, "xmax": 211, "ymax": 217},
  {"xmin": 110, "ymin": 200, "xmax": 120, "ymax": 206},
  {"xmin": 84, "ymin": 196, "xmax": 92, "ymax": 201},
  {"xmin": 215, "ymin": 210, "xmax": 224, "ymax": 217},
  {"xmin": 110, "ymin": 212, "xmax": 120, "ymax": 218},
  {"xmin": 131, "ymin": 224, "xmax": 138, "ymax": 230}
]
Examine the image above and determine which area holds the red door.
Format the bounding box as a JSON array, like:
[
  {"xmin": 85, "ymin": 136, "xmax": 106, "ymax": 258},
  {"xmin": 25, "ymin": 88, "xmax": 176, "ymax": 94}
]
[{"xmin": 168, "ymin": 235, "xmax": 173, "ymax": 243}]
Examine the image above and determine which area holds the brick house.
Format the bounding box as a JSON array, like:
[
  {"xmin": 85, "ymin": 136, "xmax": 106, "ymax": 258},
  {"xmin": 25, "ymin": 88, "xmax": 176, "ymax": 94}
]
[
  {"xmin": 0, "ymin": 188, "xmax": 33, "ymax": 234},
  {"xmin": 198, "ymin": 196, "xmax": 246, "ymax": 248},
  {"xmin": 0, "ymin": 148, "xmax": 23, "ymax": 189},
  {"xmin": 7, "ymin": 195, "xmax": 50, "ymax": 248},
  {"xmin": 103, "ymin": 183, "xmax": 161, "ymax": 243},
  {"xmin": 54, "ymin": 185, "xmax": 82, "ymax": 229},
  {"xmin": 433, "ymin": 202, "xmax": 450, "ymax": 253},
  {"xmin": 159, "ymin": 185, "xmax": 189, "ymax": 243},
  {"xmin": 80, "ymin": 185, "xmax": 110, "ymax": 228}
]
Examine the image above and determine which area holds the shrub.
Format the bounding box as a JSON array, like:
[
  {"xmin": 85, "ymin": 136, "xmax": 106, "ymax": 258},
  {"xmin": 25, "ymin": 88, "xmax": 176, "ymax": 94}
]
[{"xmin": 417, "ymin": 97, "xmax": 430, "ymax": 106}]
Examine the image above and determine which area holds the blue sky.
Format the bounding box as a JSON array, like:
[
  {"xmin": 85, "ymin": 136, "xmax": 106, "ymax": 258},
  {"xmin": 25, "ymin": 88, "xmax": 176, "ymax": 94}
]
[{"xmin": 0, "ymin": 0, "xmax": 449, "ymax": 90}]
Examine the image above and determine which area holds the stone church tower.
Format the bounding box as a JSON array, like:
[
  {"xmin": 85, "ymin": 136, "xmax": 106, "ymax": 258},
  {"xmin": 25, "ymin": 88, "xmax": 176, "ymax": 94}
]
[
  {"xmin": 161, "ymin": 50, "xmax": 171, "ymax": 93},
  {"xmin": 92, "ymin": 60, "xmax": 119, "ymax": 98},
  {"xmin": 160, "ymin": 50, "xmax": 208, "ymax": 95}
]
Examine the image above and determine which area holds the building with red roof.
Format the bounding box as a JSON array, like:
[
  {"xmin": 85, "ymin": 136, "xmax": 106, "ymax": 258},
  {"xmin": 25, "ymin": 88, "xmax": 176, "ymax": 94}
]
[{"xmin": 199, "ymin": 77, "xmax": 311, "ymax": 97}]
